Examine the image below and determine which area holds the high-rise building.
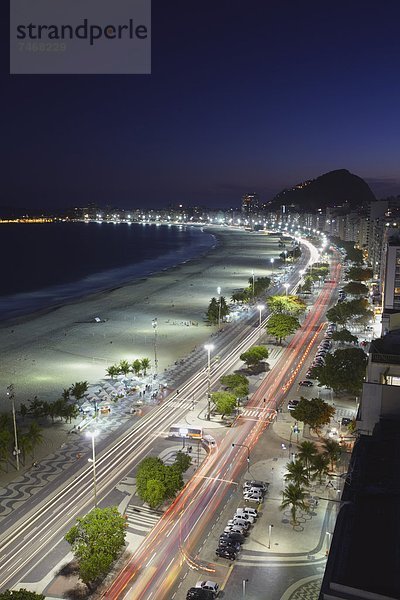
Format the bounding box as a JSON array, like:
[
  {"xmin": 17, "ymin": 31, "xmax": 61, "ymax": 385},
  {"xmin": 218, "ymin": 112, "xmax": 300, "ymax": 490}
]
[
  {"xmin": 381, "ymin": 231, "xmax": 400, "ymax": 312},
  {"xmin": 241, "ymin": 193, "xmax": 259, "ymax": 215}
]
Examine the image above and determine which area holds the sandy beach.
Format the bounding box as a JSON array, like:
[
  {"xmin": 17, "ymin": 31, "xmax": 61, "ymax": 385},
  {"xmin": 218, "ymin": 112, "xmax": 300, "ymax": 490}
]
[{"xmin": 0, "ymin": 227, "xmax": 283, "ymax": 411}]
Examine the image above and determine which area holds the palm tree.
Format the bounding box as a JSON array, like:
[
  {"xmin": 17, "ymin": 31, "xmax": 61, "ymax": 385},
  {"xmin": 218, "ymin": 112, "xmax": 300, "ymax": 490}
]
[
  {"xmin": 70, "ymin": 381, "xmax": 88, "ymax": 403},
  {"xmin": 106, "ymin": 365, "xmax": 120, "ymax": 379},
  {"xmin": 119, "ymin": 360, "xmax": 131, "ymax": 377},
  {"xmin": 284, "ymin": 460, "xmax": 309, "ymax": 487},
  {"xmin": 322, "ymin": 438, "xmax": 341, "ymax": 472},
  {"xmin": 62, "ymin": 388, "xmax": 71, "ymax": 401},
  {"xmin": 141, "ymin": 358, "xmax": 151, "ymax": 376},
  {"xmin": 311, "ymin": 453, "xmax": 330, "ymax": 484},
  {"xmin": 297, "ymin": 440, "xmax": 318, "ymax": 479},
  {"xmin": 280, "ymin": 483, "xmax": 309, "ymax": 527},
  {"xmin": 27, "ymin": 422, "xmax": 44, "ymax": 459},
  {"xmin": 131, "ymin": 359, "xmax": 142, "ymax": 377},
  {"xmin": 63, "ymin": 403, "xmax": 80, "ymax": 423}
]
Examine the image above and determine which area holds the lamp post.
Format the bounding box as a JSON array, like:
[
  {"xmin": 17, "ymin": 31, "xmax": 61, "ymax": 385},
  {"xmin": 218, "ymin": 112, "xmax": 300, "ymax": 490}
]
[
  {"xmin": 284, "ymin": 282, "xmax": 289, "ymax": 296},
  {"xmin": 152, "ymin": 318, "xmax": 158, "ymax": 379},
  {"xmin": 7, "ymin": 384, "xmax": 20, "ymax": 471},
  {"xmin": 232, "ymin": 443, "xmax": 250, "ymax": 470},
  {"xmin": 204, "ymin": 344, "xmax": 214, "ymax": 420},
  {"xmin": 268, "ymin": 523, "xmax": 274, "ymax": 549},
  {"xmin": 242, "ymin": 578, "xmax": 249, "ymax": 600},
  {"xmin": 217, "ymin": 286, "xmax": 221, "ymax": 328},
  {"xmin": 251, "ymin": 269, "xmax": 255, "ymax": 300},
  {"xmin": 86, "ymin": 430, "xmax": 98, "ymax": 508},
  {"xmin": 256, "ymin": 304, "xmax": 265, "ymax": 339}
]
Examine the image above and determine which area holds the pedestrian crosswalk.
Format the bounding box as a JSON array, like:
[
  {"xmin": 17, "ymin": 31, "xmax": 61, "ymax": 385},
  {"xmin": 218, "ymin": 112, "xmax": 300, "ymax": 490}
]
[
  {"xmin": 125, "ymin": 505, "xmax": 161, "ymax": 535},
  {"xmin": 240, "ymin": 407, "xmax": 274, "ymax": 419},
  {"xmin": 333, "ymin": 407, "xmax": 355, "ymax": 419}
]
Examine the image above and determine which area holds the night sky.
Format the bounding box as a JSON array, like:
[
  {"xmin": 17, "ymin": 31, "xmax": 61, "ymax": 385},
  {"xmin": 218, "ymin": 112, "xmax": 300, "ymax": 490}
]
[{"xmin": 2, "ymin": 1, "xmax": 400, "ymax": 210}]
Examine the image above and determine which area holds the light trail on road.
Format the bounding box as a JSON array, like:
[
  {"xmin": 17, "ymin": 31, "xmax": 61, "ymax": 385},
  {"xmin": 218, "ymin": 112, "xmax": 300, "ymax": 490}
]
[{"xmin": 102, "ymin": 254, "xmax": 341, "ymax": 600}]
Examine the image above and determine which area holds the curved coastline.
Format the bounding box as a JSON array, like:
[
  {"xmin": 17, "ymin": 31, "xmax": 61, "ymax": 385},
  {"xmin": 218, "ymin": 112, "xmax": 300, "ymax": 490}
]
[
  {"xmin": 0, "ymin": 227, "xmax": 282, "ymax": 409},
  {"xmin": 0, "ymin": 224, "xmax": 217, "ymax": 324}
]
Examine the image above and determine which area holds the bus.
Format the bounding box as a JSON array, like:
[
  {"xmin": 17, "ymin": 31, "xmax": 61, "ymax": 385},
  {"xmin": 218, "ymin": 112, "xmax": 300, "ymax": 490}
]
[{"xmin": 168, "ymin": 424, "xmax": 203, "ymax": 439}]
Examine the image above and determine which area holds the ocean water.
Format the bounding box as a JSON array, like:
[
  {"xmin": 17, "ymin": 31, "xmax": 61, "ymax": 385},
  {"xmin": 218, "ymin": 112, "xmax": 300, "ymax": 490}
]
[{"xmin": 0, "ymin": 222, "xmax": 216, "ymax": 321}]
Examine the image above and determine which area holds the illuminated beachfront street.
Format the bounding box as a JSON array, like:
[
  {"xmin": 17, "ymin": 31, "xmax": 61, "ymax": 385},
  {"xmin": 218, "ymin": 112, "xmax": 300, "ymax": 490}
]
[{"xmin": 0, "ymin": 236, "xmax": 345, "ymax": 600}]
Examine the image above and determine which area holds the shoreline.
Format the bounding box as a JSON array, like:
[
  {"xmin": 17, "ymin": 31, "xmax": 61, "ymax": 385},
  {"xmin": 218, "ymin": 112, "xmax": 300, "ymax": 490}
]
[
  {"xmin": 0, "ymin": 223, "xmax": 217, "ymax": 325},
  {"xmin": 0, "ymin": 227, "xmax": 283, "ymax": 411}
]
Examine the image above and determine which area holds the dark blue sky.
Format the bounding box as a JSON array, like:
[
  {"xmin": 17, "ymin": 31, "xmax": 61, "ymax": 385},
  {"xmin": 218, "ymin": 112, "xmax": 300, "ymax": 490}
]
[{"xmin": 2, "ymin": 0, "xmax": 400, "ymax": 209}]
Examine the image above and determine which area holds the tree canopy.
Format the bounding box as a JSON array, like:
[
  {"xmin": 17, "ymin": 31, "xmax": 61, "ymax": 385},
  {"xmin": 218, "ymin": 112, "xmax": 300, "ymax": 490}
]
[
  {"xmin": 326, "ymin": 298, "xmax": 372, "ymax": 326},
  {"xmin": 136, "ymin": 454, "xmax": 191, "ymax": 509},
  {"xmin": 266, "ymin": 313, "xmax": 301, "ymax": 344},
  {"xmin": 342, "ymin": 281, "xmax": 369, "ymax": 296},
  {"xmin": 267, "ymin": 295, "xmax": 307, "ymax": 316},
  {"xmin": 331, "ymin": 328, "xmax": 358, "ymax": 344},
  {"xmin": 240, "ymin": 345, "xmax": 269, "ymax": 367},
  {"xmin": 345, "ymin": 266, "xmax": 373, "ymax": 282},
  {"xmin": 0, "ymin": 592, "xmax": 45, "ymax": 600},
  {"xmin": 211, "ymin": 391, "xmax": 237, "ymax": 417},
  {"xmin": 65, "ymin": 506, "xmax": 126, "ymax": 588},
  {"xmin": 312, "ymin": 347, "xmax": 367, "ymax": 395},
  {"xmin": 291, "ymin": 397, "xmax": 335, "ymax": 433},
  {"xmin": 220, "ymin": 373, "xmax": 249, "ymax": 398}
]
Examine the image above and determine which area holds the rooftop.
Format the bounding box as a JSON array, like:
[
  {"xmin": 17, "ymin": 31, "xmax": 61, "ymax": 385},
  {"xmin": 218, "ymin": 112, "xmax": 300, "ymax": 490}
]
[
  {"xmin": 369, "ymin": 329, "xmax": 400, "ymax": 363},
  {"xmin": 320, "ymin": 420, "xmax": 400, "ymax": 600}
]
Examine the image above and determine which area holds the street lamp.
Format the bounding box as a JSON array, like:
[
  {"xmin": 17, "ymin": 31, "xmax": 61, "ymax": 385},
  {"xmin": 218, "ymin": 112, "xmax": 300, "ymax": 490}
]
[
  {"xmin": 284, "ymin": 282, "xmax": 289, "ymax": 296},
  {"xmin": 268, "ymin": 523, "xmax": 274, "ymax": 549},
  {"xmin": 217, "ymin": 286, "xmax": 222, "ymax": 328},
  {"xmin": 256, "ymin": 304, "xmax": 265, "ymax": 339},
  {"xmin": 232, "ymin": 443, "xmax": 250, "ymax": 470},
  {"xmin": 86, "ymin": 430, "xmax": 98, "ymax": 508},
  {"xmin": 251, "ymin": 269, "xmax": 255, "ymax": 300},
  {"xmin": 152, "ymin": 318, "xmax": 158, "ymax": 379},
  {"xmin": 7, "ymin": 384, "xmax": 20, "ymax": 471},
  {"xmin": 242, "ymin": 578, "xmax": 249, "ymax": 600},
  {"xmin": 204, "ymin": 344, "xmax": 214, "ymax": 420}
]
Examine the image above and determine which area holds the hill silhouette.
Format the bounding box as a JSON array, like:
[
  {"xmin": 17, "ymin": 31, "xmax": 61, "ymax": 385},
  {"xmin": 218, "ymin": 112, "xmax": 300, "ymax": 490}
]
[{"xmin": 271, "ymin": 169, "xmax": 375, "ymax": 211}]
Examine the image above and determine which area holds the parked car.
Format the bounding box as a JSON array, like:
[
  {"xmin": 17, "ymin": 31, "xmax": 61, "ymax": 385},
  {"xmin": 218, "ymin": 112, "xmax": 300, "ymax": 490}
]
[
  {"xmin": 215, "ymin": 547, "xmax": 237, "ymax": 560},
  {"xmin": 235, "ymin": 507, "xmax": 258, "ymax": 519},
  {"xmin": 243, "ymin": 485, "xmax": 265, "ymax": 496},
  {"xmin": 218, "ymin": 539, "xmax": 241, "ymax": 552},
  {"xmin": 224, "ymin": 525, "xmax": 248, "ymax": 536},
  {"xmin": 232, "ymin": 515, "xmax": 254, "ymax": 527},
  {"xmin": 186, "ymin": 587, "xmax": 215, "ymax": 600},
  {"xmin": 243, "ymin": 480, "xmax": 268, "ymax": 492},
  {"xmin": 299, "ymin": 380, "xmax": 313, "ymax": 387},
  {"xmin": 227, "ymin": 518, "xmax": 250, "ymax": 531},
  {"xmin": 288, "ymin": 400, "xmax": 300, "ymax": 411},
  {"xmin": 243, "ymin": 491, "xmax": 263, "ymax": 502},
  {"xmin": 219, "ymin": 531, "xmax": 245, "ymax": 544},
  {"xmin": 233, "ymin": 512, "xmax": 255, "ymax": 523},
  {"xmin": 195, "ymin": 581, "xmax": 220, "ymax": 597}
]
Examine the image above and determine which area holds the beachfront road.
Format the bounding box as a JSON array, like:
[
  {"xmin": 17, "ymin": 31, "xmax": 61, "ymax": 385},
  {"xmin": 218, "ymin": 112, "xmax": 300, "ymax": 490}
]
[
  {"xmin": 0, "ymin": 238, "xmax": 316, "ymax": 598},
  {"xmin": 100, "ymin": 259, "xmax": 341, "ymax": 599}
]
